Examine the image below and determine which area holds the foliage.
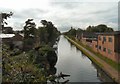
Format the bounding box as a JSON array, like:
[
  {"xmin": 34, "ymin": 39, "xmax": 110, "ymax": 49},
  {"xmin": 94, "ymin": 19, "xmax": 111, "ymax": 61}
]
[
  {"xmin": 2, "ymin": 44, "xmax": 47, "ymax": 83},
  {"xmin": 64, "ymin": 27, "xmax": 77, "ymax": 37},
  {"xmin": 23, "ymin": 19, "xmax": 37, "ymax": 50},
  {"xmin": 24, "ymin": 19, "xmax": 37, "ymax": 38},
  {"xmin": 1, "ymin": 12, "xmax": 13, "ymax": 26},
  {"xmin": 1, "ymin": 12, "xmax": 62, "ymax": 83},
  {"xmin": 86, "ymin": 24, "xmax": 114, "ymax": 32},
  {"xmin": 38, "ymin": 20, "xmax": 60, "ymax": 45}
]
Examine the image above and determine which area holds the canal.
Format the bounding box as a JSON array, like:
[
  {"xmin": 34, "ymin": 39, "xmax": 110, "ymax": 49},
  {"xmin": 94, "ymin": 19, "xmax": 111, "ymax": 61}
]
[{"xmin": 55, "ymin": 35, "xmax": 113, "ymax": 83}]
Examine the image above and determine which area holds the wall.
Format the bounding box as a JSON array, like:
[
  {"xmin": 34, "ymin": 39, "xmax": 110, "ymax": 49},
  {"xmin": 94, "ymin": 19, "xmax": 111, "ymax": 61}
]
[
  {"xmin": 92, "ymin": 40, "xmax": 98, "ymax": 52},
  {"xmin": 97, "ymin": 35, "xmax": 117, "ymax": 62}
]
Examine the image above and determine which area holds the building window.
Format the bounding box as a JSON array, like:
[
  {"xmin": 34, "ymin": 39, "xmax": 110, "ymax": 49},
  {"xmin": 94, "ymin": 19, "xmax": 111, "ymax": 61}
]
[
  {"xmin": 108, "ymin": 37, "xmax": 112, "ymax": 42},
  {"xmin": 103, "ymin": 37, "xmax": 106, "ymax": 42},
  {"xmin": 95, "ymin": 45, "xmax": 98, "ymax": 48},
  {"xmin": 99, "ymin": 36, "xmax": 101, "ymax": 41},
  {"xmin": 103, "ymin": 47, "xmax": 106, "ymax": 52},
  {"xmin": 108, "ymin": 49, "xmax": 112, "ymax": 54},
  {"xmin": 99, "ymin": 46, "xmax": 101, "ymax": 50}
]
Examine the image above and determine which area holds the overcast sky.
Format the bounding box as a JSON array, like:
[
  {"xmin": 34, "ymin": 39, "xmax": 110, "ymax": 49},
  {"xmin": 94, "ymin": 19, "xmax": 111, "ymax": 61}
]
[{"xmin": 0, "ymin": 0, "xmax": 119, "ymax": 32}]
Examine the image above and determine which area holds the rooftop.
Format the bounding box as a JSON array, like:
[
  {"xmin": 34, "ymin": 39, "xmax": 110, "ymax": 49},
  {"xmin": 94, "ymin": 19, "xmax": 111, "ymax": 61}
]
[
  {"xmin": 0, "ymin": 34, "xmax": 15, "ymax": 38},
  {"xmin": 96, "ymin": 31, "xmax": 120, "ymax": 35}
]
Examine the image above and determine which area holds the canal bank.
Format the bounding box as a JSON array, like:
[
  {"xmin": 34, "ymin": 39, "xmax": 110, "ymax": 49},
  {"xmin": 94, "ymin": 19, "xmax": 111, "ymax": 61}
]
[{"xmin": 64, "ymin": 35, "xmax": 119, "ymax": 84}]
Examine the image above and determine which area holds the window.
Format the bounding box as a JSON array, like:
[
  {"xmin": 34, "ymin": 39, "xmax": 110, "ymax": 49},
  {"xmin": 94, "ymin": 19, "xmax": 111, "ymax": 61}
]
[
  {"xmin": 103, "ymin": 37, "xmax": 106, "ymax": 42},
  {"xmin": 99, "ymin": 36, "xmax": 101, "ymax": 41},
  {"xmin": 108, "ymin": 37, "xmax": 112, "ymax": 42},
  {"xmin": 108, "ymin": 49, "xmax": 112, "ymax": 54},
  {"xmin": 95, "ymin": 45, "xmax": 98, "ymax": 48},
  {"xmin": 103, "ymin": 47, "xmax": 106, "ymax": 52},
  {"xmin": 99, "ymin": 46, "xmax": 101, "ymax": 50}
]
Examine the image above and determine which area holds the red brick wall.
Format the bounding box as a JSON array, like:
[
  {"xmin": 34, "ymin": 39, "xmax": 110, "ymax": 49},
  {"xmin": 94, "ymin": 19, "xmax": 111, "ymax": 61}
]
[
  {"xmin": 97, "ymin": 35, "xmax": 116, "ymax": 62},
  {"xmin": 92, "ymin": 40, "xmax": 98, "ymax": 52}
]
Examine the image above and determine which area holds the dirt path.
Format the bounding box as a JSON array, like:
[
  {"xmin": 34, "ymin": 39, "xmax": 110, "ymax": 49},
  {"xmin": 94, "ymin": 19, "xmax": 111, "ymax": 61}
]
[{"xmin": 66, "ymin": 36, "xmax": 120, "ymax": 84}]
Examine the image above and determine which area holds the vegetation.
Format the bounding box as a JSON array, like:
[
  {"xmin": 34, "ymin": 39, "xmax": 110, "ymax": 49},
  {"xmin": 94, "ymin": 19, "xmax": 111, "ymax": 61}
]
[
  {"xmin": 38, "ymin": 20, "xmax": 60, "ymax": 46},
  {"xmin": 23, "ymin": 19, "xmax": 60, "ymax": 50},
  {"xmin": 1, "ymin": 12, "xmax": 65, "ymax": 83},
  {"xmin": 1, "ymin": 12, "xmax": 13, "ymax": 26},
  {"xmin": 1, "ymin": 11, "xmax": 116, "ymax": 83},
  {"xmin": 2, "ymin": 45, "xmax": 47, "ymax": 83},
  {"xmin": 63, "ymin": 24, "xmax": 114, "ymax": 36},
  {"xmin": 64, "ymin": 27, "xmax": 77, "ymax": 37},
  {"xmin": 86, "ymin": 24, "xmax": 114, "ymax": 32}
]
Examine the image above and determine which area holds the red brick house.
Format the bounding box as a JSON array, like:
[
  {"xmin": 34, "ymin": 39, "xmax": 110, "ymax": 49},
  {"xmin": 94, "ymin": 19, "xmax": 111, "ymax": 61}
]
[
  {"xmin": 76, "ymin": 32, "xmax": 98, "ymax": 47},
  {"xmin": 76, "ymin": 31, "xmax": 120, "ymax": 63},
  {"xmin": 91, "ymin": 39, "xmax": 98, "ymax": 52},
  {"xmin": 97, "ymin": 31, "xmax": 120, "ymax": 62}
]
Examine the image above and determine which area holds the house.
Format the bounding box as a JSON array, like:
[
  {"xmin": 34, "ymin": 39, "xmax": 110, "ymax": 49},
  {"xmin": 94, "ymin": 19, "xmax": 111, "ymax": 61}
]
[
  {"xmin": 97, "ymin": 31, "xmax": 120, "ymax": 62},
  {"xmin": 76, "ymin": 31, "xmax": 120, "ymax": 63},
  {"xmin": 2, "ymin": 27, "xmax": 13, "ymax": 34},
  {"xmin": 91, "ymin": 39, "xmax": 98, "ymax": 52},
  {"xmin": 0, "ymin": 34, "xmax": 14, "ymax": 45},
  {"xmin": 76, "ymin": 32, "xmax": 98, "ymax": 47},
  {"xmin": 12, "ymin": 33, "xmax": 23, "ymax": 49},
  {"xmin": 0, "ymin": 33, "xmax": 23, "ymax": 49}
]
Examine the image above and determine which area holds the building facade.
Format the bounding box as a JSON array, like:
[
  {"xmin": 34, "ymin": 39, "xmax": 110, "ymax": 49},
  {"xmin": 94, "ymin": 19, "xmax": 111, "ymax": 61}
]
[
  {"xmin": 76, "ymin": 31, "xmax": 120, "ymax": 63},
  {"xmin": 97, "ymin": 32, "xmax": 120, "ymax": 62}
]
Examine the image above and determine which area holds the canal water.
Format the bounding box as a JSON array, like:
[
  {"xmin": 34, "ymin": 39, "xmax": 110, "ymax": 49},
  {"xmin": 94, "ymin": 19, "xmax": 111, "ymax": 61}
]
[{"xmin": 55, "ymin": 35, "xmax": 113, "ymax": 83}]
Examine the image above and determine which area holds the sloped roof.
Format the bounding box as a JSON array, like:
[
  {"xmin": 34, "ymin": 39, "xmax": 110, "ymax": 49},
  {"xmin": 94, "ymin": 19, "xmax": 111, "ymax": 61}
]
[
  {"xmin": 0, "ymin": 34, "xmax": 15, "ymax": 38},
  {"xmin": 96, "ymin": 31, "xmax": 120, "ymax": 35},
  {"xmin": 12, "ymin": 33, "xmax": 23, "ymax": 41},
  {"xmin": 82, "ymin": 32, "xmax": 98, "ymax": 38}
]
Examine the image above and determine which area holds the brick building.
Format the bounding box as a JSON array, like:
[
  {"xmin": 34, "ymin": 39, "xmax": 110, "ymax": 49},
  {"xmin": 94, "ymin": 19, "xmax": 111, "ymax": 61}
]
[
  {"xmin": 96, "ymin": 31, "xmax": 120, "ymax": 62},
  {"xmin": 76, "ymin": 32, "xmax": 98, "ymax": 46},
  {"xmin": 76, "ymin": 31, "xmax": 120, "ymax": 63}
]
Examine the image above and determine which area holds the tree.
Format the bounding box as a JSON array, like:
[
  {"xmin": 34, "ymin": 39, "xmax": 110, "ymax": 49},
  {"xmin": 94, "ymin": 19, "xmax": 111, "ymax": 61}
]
[
  {"xmin": 1, "ymin": 12, "xmax": 13, "ymax": 27},
  {"xmin": 86, "ymin": 26, "xmax": 92, "ymax": 32},
  {"xmin": 39, "ymin": 20, "xmax": 60, "ymax": 45},
  {"xmin": 24, "ymin": 19, "xmax": 36, "ymax": 38},
  {"xmin": 86, "ymin": 24, "xmax": 114, "ymax": 32},
  {"xmin": 66, "ymin": 27, "xmax": 76, "ymax": 36},
  {"xmin": 41, "ymin": 20, "xmax": 47, "ymax": 27},
  {"xmin": 23, "ymin": 19, "xmax": 37, "ymax": 50},
  {"xmin": 97, "ymin": 24, "xmax": 107, "ymax": 32}
]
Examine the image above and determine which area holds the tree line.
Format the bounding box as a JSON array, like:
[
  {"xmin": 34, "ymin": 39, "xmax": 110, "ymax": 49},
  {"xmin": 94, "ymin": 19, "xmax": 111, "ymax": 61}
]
[{"xmin": 64, "ymin": 24, "xmax": 114, "ymax": 36}]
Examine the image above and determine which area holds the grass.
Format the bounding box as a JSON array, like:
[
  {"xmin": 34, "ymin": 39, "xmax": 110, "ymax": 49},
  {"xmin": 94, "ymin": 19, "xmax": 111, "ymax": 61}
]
[
  {"xmin": 65, "ymin": 36, "xmax": 103, "ymax": 68},
  {"xmin": 79, "ymin": 41, "xmax": 120, "ymax": 71},
  {"xmin": 2, "ymin": 47, "xmax": 47, "ymax": 82},
  {"xmin": 65, "ymin": 35, "xmax": 120, "ymax": 71}
]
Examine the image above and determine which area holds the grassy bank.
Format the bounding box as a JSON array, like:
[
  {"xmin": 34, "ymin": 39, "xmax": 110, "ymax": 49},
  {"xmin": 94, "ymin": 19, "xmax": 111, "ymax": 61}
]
[
  {"xmin": 65, "ymin": 35, "xmax": 120, "ymax": 72},
  {"xmin": 65, "ymin": 36, "xmax": 120, "ymax": 71},
  {"xmin": 65, "ymin": 36, "xmax": 103, "ymax": 68}
]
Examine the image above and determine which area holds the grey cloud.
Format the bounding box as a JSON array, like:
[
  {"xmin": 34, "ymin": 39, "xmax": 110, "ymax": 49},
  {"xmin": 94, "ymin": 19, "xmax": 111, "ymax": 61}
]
[
  {"xmin": 0, "ymin": 2, "xmax": 118, "ymax": 31},
  {"xmin": 50, "ymin": 2, "xmax": 81, "ymax": 10},
  {"xmin": 13, "ymin": 9, "xmax": 49, "ymax": 20}
]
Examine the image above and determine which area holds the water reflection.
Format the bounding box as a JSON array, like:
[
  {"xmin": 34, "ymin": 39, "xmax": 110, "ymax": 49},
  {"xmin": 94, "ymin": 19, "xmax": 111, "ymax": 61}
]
[
  {"xmin": 91, "ymin": 62, "xmax": 115, "ymax": 83},
  {"xmin": 55, "ymin": 35, "xmax": 114, "ymax": 83}
]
